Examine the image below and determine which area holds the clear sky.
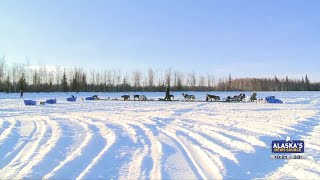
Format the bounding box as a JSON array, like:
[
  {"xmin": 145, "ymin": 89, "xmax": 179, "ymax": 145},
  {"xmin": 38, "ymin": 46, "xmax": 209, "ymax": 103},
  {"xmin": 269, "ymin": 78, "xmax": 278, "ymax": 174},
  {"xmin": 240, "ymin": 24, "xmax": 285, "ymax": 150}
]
[{"xmin": 1, "ymin": 0, "xmax": 319, "ymax": 81}]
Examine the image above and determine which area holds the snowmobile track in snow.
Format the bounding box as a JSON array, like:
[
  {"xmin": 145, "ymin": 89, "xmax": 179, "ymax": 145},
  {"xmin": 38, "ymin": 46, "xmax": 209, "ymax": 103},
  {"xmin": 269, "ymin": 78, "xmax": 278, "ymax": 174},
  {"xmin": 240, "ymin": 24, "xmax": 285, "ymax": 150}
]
[{"xmin": 1, "ymin": 93, "xmax": 320, "ymax": 179}]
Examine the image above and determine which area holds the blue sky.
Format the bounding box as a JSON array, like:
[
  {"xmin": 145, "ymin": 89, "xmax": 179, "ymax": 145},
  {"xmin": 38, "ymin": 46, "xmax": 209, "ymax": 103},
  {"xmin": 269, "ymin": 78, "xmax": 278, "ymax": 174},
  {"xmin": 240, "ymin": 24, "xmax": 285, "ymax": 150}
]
[{"xmin": 0, "ymin": 0, "xmax": 319, "ymax": 81}]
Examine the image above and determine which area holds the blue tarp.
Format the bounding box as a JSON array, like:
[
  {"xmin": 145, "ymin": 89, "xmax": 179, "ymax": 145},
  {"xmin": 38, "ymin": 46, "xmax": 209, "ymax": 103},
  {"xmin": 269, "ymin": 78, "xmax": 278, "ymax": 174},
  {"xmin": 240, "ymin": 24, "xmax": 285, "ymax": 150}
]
[
  {"xmin": 67, "ymin": 97, "xmax": 77, "ymax": 102},
  {"xmin": 46, "ymin": 99, "xmax": 57, "ymax": 104},
  {"xmin": 265, "ymin": 96, "xmax": 283, "ymax": 104},
  {"xmin": 24, "ymin": 100, "xmax": 37, "ymax": 106},
  {"xmin": 85, "ymin": 97, "xmax": 95, "ymax": 100}
]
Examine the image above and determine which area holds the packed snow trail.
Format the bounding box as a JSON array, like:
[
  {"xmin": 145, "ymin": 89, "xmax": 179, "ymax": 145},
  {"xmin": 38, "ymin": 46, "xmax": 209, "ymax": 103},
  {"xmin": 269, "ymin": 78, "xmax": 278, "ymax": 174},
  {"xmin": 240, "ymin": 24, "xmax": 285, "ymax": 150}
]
[{"xmin": 0, "ymin": 92, "xmax": 320, "ymax": 179}]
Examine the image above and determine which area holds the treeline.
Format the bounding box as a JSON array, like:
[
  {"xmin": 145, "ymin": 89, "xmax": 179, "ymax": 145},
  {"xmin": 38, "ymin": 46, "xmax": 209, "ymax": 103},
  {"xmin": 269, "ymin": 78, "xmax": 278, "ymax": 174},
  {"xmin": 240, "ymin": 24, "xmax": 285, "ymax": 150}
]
[
  {"xmin": 0, "ymin": 59, "xmax": 215, "ymax": 93},
  {"xmin": 215, "ymin": 75, "xmax": 320, "ymax": 91},
  {"xmin": 0, "ymin": 59, "xmax": 319, "ymax": 93}
]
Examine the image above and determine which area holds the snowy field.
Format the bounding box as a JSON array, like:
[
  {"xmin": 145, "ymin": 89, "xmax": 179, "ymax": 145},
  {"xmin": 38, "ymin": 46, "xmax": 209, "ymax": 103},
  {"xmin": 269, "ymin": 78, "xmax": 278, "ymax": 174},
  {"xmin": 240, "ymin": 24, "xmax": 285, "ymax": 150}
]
[{"xmin": 0, "ymin": 91, "xmax": 320, "ymax": 179}]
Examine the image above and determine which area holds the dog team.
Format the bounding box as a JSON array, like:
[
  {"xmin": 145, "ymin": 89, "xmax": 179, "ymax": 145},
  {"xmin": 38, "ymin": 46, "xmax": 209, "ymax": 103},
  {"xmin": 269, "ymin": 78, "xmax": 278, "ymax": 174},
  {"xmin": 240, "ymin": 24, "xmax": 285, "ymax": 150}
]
[
  {"xmin": 82, "ymin": 85, "xmax": 258, "ymax": 102},
  {"xmin": 120, "ymin": 92, "xmax": 258, "ymax": 102}
]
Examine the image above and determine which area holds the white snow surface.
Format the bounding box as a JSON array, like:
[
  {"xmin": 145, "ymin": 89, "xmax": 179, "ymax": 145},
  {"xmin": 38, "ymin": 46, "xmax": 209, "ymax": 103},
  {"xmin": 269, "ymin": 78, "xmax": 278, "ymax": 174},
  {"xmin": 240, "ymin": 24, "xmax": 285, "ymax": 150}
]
[{"xmin": 0, "ymin": 91, "xmax": 320, "ymax": 179}]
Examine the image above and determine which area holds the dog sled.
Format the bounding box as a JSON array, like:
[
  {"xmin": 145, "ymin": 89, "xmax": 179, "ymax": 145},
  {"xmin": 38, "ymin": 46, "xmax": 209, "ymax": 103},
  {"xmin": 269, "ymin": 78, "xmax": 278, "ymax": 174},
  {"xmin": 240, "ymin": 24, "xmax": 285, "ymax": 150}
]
[
  {"xmin": 24, "ymin": 98, "xmax": 58, "ymax": 106},
  {"xmin": 24, "ymin": 99, "xmax": 37, "ymax": 106},
  {"xmin": 67, "ymin": 97, "xmax": 77, "ymax": 102},
  {"xmin": 46, "ymin": 99, "xmax": 57, "ymax": 104},
  {"xmin": 265, "ymin": 96, "xmax": 283, "ymax": 104},
  {"xmin": 85, "ymin": 97, "xmax": 95, "ymax": 100}
]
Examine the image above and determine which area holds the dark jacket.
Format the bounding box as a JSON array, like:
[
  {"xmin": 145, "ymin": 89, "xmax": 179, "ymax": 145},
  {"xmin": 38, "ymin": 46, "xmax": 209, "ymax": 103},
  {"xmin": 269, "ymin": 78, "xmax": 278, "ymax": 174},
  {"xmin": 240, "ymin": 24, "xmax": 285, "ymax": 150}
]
[{"xmin": 165, "ymin": 87, "xmax": 170, "ymax": 95}]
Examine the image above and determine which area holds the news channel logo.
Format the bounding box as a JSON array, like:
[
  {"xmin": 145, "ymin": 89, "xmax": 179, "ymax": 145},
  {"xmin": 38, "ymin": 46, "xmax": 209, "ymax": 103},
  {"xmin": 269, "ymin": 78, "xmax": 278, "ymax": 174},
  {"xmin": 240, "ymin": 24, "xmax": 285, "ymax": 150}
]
[{"xmin": 271, "ymin": 136, "xmax": 305, "ymax": 160}]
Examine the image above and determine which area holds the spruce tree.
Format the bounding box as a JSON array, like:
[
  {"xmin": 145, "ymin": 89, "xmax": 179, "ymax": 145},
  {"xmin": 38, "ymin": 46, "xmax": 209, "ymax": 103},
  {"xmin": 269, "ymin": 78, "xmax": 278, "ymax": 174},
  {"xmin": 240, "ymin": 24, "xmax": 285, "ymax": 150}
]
[
  {"xmin": 61, "ymin": 71, "xmax": 69, "ymax": 92},
  {"xmin": 305, "ymin": 74, "xmax": 310, "ymax": 91},
  {"xmin": 4, "ymin": 76, "xmax": 11, "ymax": 93},
  {"xmin": 17, "ymin": 73, "xmax": 27, "ymax": 91}
]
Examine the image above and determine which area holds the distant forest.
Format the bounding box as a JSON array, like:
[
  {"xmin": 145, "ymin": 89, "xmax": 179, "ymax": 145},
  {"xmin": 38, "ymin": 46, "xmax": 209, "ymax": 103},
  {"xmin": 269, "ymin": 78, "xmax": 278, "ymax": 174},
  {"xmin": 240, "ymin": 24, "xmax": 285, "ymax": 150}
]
[{"xmin": 0, "ymin": 59, "xmax": 319, "ymax": 93}]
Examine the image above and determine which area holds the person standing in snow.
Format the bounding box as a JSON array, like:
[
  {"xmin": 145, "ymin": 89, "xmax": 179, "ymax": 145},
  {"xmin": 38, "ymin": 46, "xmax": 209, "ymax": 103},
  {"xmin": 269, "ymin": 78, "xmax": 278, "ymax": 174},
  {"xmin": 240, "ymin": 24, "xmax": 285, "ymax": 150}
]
[
  {"xmin": 20, "ymin": 90, "xmax": 24, "ymax": 99},
  {"xmin": 164, "ymin": 86, "xmax": 171, "ymax": 101}
]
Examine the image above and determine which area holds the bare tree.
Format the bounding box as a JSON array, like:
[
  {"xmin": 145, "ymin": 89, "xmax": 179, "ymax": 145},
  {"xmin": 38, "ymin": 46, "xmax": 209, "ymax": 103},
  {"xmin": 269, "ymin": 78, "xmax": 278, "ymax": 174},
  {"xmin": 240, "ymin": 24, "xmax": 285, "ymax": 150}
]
[
  {"xmin": 106, "ymin": 70, "xmax": 112, "ymax": 91},
  {"xmin": 176, "ymin": 71, "xmax": 183, "ymax": 91},
  {"xmin": 32, "ymin": 69, "xmax": 40, "ymax": 90},
  {"xmin": 2, "ymin": 60, "xmax": 319, "ymax": 92},
  {"xmin": 191, "ymin": 72, "xmax": 196, "ymax": 90},
  {"xmin": 147, "ymin": 68, "xmax": 154, "ymax": 91},
  {"xmin": 122, "ymin": 71, "xmax": 130, "ymax": 92},
  {"xmin": 10, "ymin": 63, "xmax": 24, "ymax": 92},
  {"xmin": 142, "ymin": 71, "xmax": 148, "ymax": 92},
  {"xmin": 102, "ymin": 70, "xmax": 108, "ymax": 92},
  {"xmin": 55, "ymin": 66, "xmax": 62, "ymax": 91},
  {"xmin": 95, "ymin": 70, "xmax": 101, "ymax": 90},
  {"xmin": 90, "ymin": 69, "xmax": 96, "ymax": 91},
  {"xmin": 132, "ymin": 70, "xmax": 142, "ymax": 91},
  {"xmin": 112, "ymin": 70, "xmax": 117, "ymax": 92},
  {"xmin": 198, "ymin": 75, "xmax": 205, "ymax": 91},
  {"xmin": 165, "ymin": 68, "xmax": 172, "ymax": 86},
  {"xmin": 0, "ymin": 56, "xmax": 5, "ymax": 91},
  {"xmin": 157, "ymin": 70, "xmax": 164, "ymax": 88}
]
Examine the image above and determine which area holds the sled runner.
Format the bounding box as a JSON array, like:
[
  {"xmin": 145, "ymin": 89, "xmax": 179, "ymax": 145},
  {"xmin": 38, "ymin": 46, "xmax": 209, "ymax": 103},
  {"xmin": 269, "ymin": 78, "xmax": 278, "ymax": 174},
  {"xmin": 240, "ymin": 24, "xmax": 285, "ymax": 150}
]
[{"xmin": 158, "ymin": 98, "xmax": 179, "ymax": 101}]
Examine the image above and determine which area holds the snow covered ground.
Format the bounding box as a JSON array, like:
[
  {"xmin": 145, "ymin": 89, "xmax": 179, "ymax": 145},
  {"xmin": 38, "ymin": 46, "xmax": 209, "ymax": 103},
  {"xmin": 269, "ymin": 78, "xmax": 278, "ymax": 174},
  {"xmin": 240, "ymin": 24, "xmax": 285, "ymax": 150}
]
[{"xmin": 0, "ymin": 91, "xmax": 319, "ymax": 179}]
